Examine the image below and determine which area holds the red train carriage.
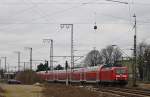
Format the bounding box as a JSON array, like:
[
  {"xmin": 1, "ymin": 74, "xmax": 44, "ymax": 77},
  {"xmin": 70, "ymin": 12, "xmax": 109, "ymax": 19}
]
[{"xmin": 37, "ymin": 65, "xmax": 128, "ymax": 85}]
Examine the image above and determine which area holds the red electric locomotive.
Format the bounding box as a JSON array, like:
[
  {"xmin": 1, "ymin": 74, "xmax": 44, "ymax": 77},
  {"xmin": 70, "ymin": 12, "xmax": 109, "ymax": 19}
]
[{"xmin": 37, "ymin": 65, "xmax": 128, "ymax": 85}]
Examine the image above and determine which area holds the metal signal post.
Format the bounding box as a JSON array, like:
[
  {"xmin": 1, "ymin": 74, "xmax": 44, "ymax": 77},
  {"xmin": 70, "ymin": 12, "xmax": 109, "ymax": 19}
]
[{"xmin": 133, "ymin": 14, "xmax": 137, "ymax": 86}]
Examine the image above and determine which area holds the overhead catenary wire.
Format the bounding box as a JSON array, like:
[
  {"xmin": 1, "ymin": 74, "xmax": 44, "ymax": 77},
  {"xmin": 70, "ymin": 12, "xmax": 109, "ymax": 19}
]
[
  {"xmin": 22, "ymin": 0, "xmax": 51, "ymax": 23},
  {"xmin": 0, "ymin": 1, "xmax": 91, "ymax": 26},
  {"xmin": 0, "ymin": 0, "xmax": 130, "ymax": 24},
  {"xmin": 21, "ymin": 0, "xmax": 100, "ymax": 24},
  {"xmin": 1, "ymin": 0, "xmax": 150, "ymax": 6},
  {"xmin": 0, "ymin": 0, "xmax": 149, "ymax": 26}
]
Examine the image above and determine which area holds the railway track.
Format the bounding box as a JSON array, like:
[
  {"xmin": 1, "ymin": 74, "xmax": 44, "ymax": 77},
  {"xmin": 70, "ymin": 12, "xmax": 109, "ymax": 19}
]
[
  {"xmin": 83, "ymin": 85, "xmax": 150, "ymax": 97},
  {"xmin": 99, "ymin": 87, "xmax": 150, "ymax": 97}
]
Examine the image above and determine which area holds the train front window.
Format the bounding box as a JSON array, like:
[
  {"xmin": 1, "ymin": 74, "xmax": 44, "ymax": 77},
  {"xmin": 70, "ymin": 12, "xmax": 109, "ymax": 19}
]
[{"xmin": 116, "ymin": 69, "xmax": 126, "ymax": 74}]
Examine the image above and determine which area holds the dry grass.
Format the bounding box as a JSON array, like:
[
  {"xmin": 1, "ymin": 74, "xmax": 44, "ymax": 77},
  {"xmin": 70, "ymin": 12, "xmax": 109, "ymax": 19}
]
[
  {"xmin": 43, "ymin": 83, "xmax": 99, "ymax": 97},
  {"xmin": 2, "ymin": 84, "xmax": 43, "ymax": 97},
  {"xmin": 43, "ymin": 83, "xmax": 122, "ymax": 97}
]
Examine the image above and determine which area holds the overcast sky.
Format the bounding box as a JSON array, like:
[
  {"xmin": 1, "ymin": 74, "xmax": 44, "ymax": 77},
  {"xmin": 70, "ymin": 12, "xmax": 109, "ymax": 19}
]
[{"xmin": 0, "ymin": 0, "xmax": 150, "ymax": 71}]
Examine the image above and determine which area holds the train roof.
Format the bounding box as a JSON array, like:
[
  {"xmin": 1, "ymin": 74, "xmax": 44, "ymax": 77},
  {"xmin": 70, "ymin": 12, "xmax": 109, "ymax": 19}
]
[{"xmin": 36, "ymin": 64, "xmax": 127, "ymax": 73}]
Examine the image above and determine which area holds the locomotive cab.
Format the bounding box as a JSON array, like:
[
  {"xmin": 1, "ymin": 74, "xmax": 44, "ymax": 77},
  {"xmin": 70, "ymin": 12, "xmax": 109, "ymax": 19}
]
[
  {"xmin": 113, "ymin": 67, "xmax": 128, "ymax": 85},
  {"xmin": 100, "ymin": 65, "xmax": 128, "ymax": 85}
]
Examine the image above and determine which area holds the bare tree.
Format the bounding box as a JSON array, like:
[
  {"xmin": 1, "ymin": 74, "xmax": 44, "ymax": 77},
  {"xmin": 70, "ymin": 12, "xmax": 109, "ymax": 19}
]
[
  {"xmin": 84, "ymin": 49, "xmax": 103, "ymax": 66},
  {"xmin": 101, "ymin": 48, "xmax": 110, "ymax": 64},
  {"xmin": 83, "ymin": 45, "xmax": 122, "ymax": 67},
  {"xmin": 143, "ymin": 45, "xmax": 150, "ymax": 81},
  {"xmin": 136, "ymin": 42, "xmax": 150, "ymax": 81},
  {"xmin": 137, "ymin": 42, "xmax": 147, "ymax": 80},
  {"xmin": 113, "ymin": 47, "xmax": 122, "ymax": 64},
  {"xmin": 101, "ymin": 45, "xmax": 122, "ymax": 65}
]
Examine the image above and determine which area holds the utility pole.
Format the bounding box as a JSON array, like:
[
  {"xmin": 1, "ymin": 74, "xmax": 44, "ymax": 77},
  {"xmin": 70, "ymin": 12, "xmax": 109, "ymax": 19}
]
[
  {"xmin": 1, "ymin": 57, "xmax": 7, "ymax": 72},
  {"xmin": 50, "ymin": 40, "xmax": 53, "ymax": 71},
  {"xmin": 60, "ymin": 24, "xmax": 74, "ymax": 82},
  {"xmin": 133, "ymin": 14, "xmax": 137, "ymax": 86},
  {"xmin": 43, "ymin": 39, "xmax": 53, "ymax": 80},
  {"xmin": 43, "ymin": 39, "xmax": 53, "ymax": 71},
  {"xmin": 4, "ymin": 57, "xmax": 6, "ymax": 72},
  {"xmin": 14, "ymin": 51, "xmax": 21, "ymax": 72},
  {"xmin": 93, "ymin": 47, "xmax": 96, "ymax": 66},
  {"xmin": 30, "ymin": 48, "xmax": 32, "ymax": 70},
  {"xmin": 60, "ymin": 24, "xmax": 74, "ymax": 70},
  {"xmin": 25, "ymin": 47, "xmax": 32, "ymax": 70}
]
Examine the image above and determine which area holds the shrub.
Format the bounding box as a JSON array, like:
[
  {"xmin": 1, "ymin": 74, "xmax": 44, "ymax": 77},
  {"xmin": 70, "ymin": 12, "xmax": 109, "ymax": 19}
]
[{"xmin": 15, "ymin": 70, "xmax": 43, "ymax": 85}]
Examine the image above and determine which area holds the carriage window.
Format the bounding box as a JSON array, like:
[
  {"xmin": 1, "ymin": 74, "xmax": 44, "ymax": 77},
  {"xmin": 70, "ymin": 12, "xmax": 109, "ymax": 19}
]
[{"xmin": 116, "ymin": 69, "xmax": 126, "ymax": 74}]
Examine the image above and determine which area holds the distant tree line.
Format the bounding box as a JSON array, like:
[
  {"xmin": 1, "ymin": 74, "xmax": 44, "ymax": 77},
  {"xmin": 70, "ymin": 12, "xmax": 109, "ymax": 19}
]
[
  {"xmin": 84, "ymin": 45, "xmax": 122, "ymax": 67},
  {"xmin": 36, "ymin": 61, "xmax": 64, "ymax": 72},
  {"xmin": 36, "ymin": 61, "xmax": 50, "ymax": 72}
]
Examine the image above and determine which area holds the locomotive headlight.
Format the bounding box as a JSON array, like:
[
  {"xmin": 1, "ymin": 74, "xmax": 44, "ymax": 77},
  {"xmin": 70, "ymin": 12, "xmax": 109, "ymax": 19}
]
[
  {"xmin": 122, "ymin": 75, "xmax": 127, "ymax": 77},
  {"xmin": 116, "ymin": 75, "xmax": 120, "ymax": 77}
]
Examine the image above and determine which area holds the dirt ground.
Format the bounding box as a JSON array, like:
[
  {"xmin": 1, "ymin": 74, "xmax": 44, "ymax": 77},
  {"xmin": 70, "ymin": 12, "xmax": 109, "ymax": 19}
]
[
  {"xmin": 0, "ymin": 86, "xmax": 5, "ymax": 97},
  {"xmin": 0, "ymin": 84, "xmax": 42, "ymax": 97},
  {"xmin": 2, "ymin": 83, "xmax": 150, "ymax": 97},
  {"xmin": 43, "ymin": 83, "xmax": 121, "ymax": 97},
  {"xmin": 0, "ymin": 83, "xmax": 123, "ymax": 97},
  {"xmin": 139, "ymin": 83, "xmax": 150, "ymax": 89}
]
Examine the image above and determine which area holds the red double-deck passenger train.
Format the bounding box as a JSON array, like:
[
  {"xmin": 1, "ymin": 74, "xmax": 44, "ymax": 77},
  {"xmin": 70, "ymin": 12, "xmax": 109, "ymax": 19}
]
[{"xmin": 37, "ymin": 65, "xmax": 128, "ymax": 85}]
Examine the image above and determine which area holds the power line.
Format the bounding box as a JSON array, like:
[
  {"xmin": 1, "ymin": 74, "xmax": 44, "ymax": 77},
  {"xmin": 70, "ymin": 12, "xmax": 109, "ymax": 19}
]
[
  {"xmin": 106, "ymin": 0, "xmax": 128, "ymax": 4},
  {"xmin": 1, "ymin": 2, "xmax": 150, "ymax": 5},
  {"xmin": 0, "ymin": 22, "xmax": 131, "ymax": 24},
  {"xmin": 13, "ymin": 0, "xmax": 95, "ymax": 24},
  {"xmin": 0, "ymin": 0, "xmax": 129, "ymax": 25},
  {"xmin": 0, "ymin": 2, "xmax": 125, "ymax": 5},
  {"xmin": 0, "ymin": 0, "xmax": 145, "ymax": 26},
  {"xmin": 22, "ymin": 0, "xmax": 50, "ymax": 23}
]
